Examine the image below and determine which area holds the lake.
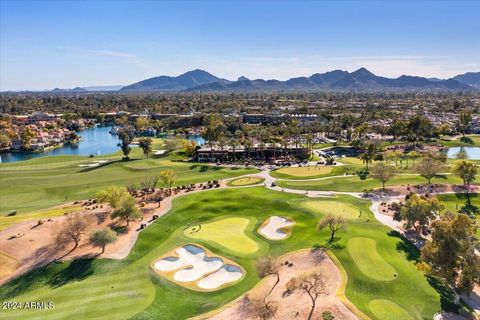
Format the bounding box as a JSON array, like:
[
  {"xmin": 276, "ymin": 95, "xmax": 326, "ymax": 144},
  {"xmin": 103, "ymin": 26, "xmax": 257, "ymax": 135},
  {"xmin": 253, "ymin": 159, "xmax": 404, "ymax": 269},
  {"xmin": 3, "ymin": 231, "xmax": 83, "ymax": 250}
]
[
  {"xmin": 446, "ymin": 147, "xmax": 480, "ymax": 160},
  {"xmin": 0, "ymin": 126, "xmax": 206, "ymax": 163}
]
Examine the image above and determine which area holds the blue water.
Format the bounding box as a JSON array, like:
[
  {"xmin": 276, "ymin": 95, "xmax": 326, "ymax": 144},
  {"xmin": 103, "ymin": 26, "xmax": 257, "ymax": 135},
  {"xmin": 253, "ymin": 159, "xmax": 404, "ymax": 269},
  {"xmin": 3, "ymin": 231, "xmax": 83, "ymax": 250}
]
[
  {"xmin": 186, "ymin": 135, "xmax": 206, "ymax": 146},
  {"xmin": 446, "ymin": 147, "xmax": 480, "ymax": 160},
  {"xmin": 0, "ymin": 126, "xmax": 120, "ymax": 163},
  {"xmin": 0, "ymin": 127, "xmax": 206, "ymax": 163}
]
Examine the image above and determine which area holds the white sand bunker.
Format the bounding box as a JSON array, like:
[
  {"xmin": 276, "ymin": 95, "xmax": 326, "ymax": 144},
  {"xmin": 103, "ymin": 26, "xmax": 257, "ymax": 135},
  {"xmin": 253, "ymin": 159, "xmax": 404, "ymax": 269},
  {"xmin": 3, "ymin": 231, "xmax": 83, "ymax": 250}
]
[
  {"xmin": 197, "ymin": 265, "xmax": 243, "ymax": 290},
  {"xmin": 259, "ymin": 216, "xmax": 295, "ymax": 240},
  {"xmin": 78, "ymin": 160, "xmax": 110, "ymax": 167},
  {"xmin": 153, "ymin": 149, "xmax": 166, "ymax": 155},
  {"xmin": 153, "ymin": 244, "xmax": 244, "ymax": 291}
]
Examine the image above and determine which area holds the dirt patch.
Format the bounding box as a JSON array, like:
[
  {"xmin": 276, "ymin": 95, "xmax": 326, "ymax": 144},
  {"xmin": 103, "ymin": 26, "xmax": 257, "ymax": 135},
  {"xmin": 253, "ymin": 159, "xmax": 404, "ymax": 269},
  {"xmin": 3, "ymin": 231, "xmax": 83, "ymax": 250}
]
[
  {"xmin": 0, "ymin": 201, "xmax": 156, "ymax": 284},
  {"xmin": 374, "ymin": 184, "xmax": 480, "ymax": 197},
  {"xmin": 201, "ymin": 250, "xmax": 358, "ymax": 320}
]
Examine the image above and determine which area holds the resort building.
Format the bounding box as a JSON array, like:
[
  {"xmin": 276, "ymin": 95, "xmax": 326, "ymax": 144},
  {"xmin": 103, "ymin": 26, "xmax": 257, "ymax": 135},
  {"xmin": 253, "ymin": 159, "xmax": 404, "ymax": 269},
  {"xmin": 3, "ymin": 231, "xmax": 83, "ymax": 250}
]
[{"xmin": 196, "ymin": 143, "xmax": 308, "ymax": 162}]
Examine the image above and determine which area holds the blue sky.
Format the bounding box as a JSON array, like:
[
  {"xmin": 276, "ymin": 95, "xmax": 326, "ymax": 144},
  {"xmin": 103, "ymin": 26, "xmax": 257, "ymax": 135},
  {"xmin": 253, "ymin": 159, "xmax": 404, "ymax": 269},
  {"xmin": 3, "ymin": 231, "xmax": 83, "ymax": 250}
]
[{"xmin": 1, "ymin": 0, "xmax": 479, "ymax": 90}]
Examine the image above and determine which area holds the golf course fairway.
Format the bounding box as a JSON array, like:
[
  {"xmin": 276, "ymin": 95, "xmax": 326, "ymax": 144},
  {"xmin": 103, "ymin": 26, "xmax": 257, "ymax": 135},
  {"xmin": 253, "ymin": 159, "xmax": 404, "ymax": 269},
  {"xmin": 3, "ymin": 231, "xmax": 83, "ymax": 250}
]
[
  {"xmin": 0, "ymin": 188, "xmax": 450, "ymax": 320},
  {"xmin": 184, "ymin": 217, "xmax": 260, "ymax": 255}
]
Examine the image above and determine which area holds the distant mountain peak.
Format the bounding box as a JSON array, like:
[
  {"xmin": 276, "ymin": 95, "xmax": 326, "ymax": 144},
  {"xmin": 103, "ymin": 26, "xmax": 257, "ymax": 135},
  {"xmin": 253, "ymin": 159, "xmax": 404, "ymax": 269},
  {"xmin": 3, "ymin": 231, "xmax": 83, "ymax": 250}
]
[
  {"xmin": 119, "ymin": 68, "xmax": 477, "ymax": 93},
  {"xmin": 120, "ymin": 69, "xmax": 224, "ymax": 91}
]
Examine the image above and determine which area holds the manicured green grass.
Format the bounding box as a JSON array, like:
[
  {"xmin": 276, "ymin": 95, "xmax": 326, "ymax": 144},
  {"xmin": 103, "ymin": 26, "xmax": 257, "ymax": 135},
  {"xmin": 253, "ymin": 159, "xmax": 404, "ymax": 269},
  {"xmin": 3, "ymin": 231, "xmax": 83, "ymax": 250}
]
[
  {"xmin": 0, "ymin": 148, "xmax": 258, "ymax": 215},
  {"xmin": 184, "ymin": 217, "xmax": 261, "ymax": 255},
  {"xmin": 300, "ymin": 199, "xmax": 363, "ymax": 219},
  {"xmin": 434, "ymin": 135, "xmax": 480, "ymax": 147},
  {"xmin": 274, "ymin": 166, "xmax": 332, "ymax": 177},
  {"xmin": 228, "ymin": 177, "xmax": 264, "ymax": 186},
  {"xmin": 369, "ymin": 299, "xmax": 416, "ymax": 320},
  {"xmin": 278, "ymin": 173, "xmax": 465, "ymax": 192},
  {"xmin": 0, "ymin": 188, "xmax": 450, "ymax": 320},
  {"xmin": 348, "ymin": 237, "xmax": 397, "ymax": 281}
]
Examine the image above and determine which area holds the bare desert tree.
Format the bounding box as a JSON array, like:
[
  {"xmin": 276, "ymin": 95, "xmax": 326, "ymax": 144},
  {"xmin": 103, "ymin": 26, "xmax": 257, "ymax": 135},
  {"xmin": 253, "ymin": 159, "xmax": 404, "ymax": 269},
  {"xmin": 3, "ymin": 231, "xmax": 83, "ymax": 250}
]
[
  {"xmin": 318, "ymin": 214, "xmax": 347, "ymax": 244},
  {"xmin": 256, "ymin": 256, "xmax": 280, "ymax": 295},
  {"xmin": 239, "ymin": 292, "xmax": 278, "ymax": 320},
  {"xmin": 286, "ymin": 271, "xmax": 328, "ymax": 320},
  {"xmin": 370, "ymin": 161, "xmax": 397, "ymax": 190},
  {"xmin": 56, "ymin": 214, "xmax": 87, "ymax": 253},
  {"xmin": 415, "ymin": 157, "xmax": 443, "ymax": 185}
]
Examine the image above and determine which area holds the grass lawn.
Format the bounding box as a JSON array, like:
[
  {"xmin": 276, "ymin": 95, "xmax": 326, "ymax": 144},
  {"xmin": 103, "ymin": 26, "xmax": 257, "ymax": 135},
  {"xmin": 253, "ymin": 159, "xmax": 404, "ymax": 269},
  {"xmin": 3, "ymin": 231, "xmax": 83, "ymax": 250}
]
[
  {"xmin": 369, "ymin": 299, "xmax": 415, "ymax": 320},
  {"xmin": 300, "ymin": 199, "xmax": 363, "ymax": 219},
  {"xmin": 434, "ymin": 135, "xmax": 480, "ymax": 147},
  {"xmin": 183, "ymin": 217, "xmax": 263, "ymax": 256},
  {"xmin": 348, "ymin": 237, "xmax": 397, "ymax": 281},
  {"xmin": 278, "ymin": 173, "xmax": 465, "ymax": 192},
  {"xmin": 0, "ymin": 148, "xmax": 258, "ymax": 215},
  {"xmin": 0, "ymin": 188, "xmax": 452, "ymax": 320},
  {"xmin": 227, "ymin": 176, "xmax": 264, "ymax": 186},
  {"xmin": 273, "ymin": 166, "xmax": 333, "ymax": 178}
]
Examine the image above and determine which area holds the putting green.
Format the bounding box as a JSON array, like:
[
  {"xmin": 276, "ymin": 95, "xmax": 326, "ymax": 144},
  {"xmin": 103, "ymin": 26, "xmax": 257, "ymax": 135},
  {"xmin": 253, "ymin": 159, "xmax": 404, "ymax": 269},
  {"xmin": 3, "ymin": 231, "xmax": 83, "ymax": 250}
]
[
  {"xmin": 369, "ymin": 299, "xmax": 415, "ymax": 320},
  {"xmin": 228, "ymin": 177, "xmax": 264, "ymax": 186},
  {"xmin": 301, "ymin": 200, "xmax": 362, "ymax": 219},
  {"xmin": 184, "ymin": 217, "xmax": 260, "ymax": 254},
  {"xmin": 276, "ymin": 166, "xmax": 332, "ymax": 177},
  {"xmin": 348, "ymin": 237, "xmax": 397, "ymax": 281}
]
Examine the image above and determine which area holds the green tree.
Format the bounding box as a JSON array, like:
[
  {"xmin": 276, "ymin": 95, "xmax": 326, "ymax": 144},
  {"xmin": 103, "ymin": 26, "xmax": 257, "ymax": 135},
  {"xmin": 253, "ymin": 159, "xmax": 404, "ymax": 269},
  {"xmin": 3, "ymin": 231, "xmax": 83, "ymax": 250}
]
[
  {"xmin": 453, "ymin": 160, "xmax": 478, "ymax": 205},
  {"xmin": 159, "ymin": 169, "xmax": 176, "ymax": 193},
  {"xmin": 96, "ymin": 186, "xmax": 129, "ymax": 209},
  {"xmin": 360, "ymin": 144, "xmax": 376, "ymax": 170},
  {"xmin": 370, "ymin": 162, "xmax": 397, "ymax": 190},
  {"xmin": 90, "ymin": 228, "xmax": 117, "ymax": 254},
  {"xmin": 20, "ymin": 126, "xmax": 35, "ymax": 149},
  {"xmin": 117, "ymin": 127, "xmax": 135, "ymax": 160},
  {"xmin": 111, "ymin": 196, "xmax": 141, "ymax": 226},
  {"xmin": 393, "ymin": 193, "xmax": 443, "ymax": 235},
  {"xmin": 201, "ymin": 114, "xmax": 225, "ymax": 162},
  {"xmin": 182, "ymin": 140, "xmax": 197, "ymax": 157},
  {"xmin": 134, "ymin": 117, "xmax": 150, "ymax": 131},
  {"xmin": 421, "ymin": 212, "xmax": 480, "ymax": 304},
  {"xmin": 0, "ymin": 133, "xmax": 11, "ymax": 149},
  {"xmin": 138, "ymin": 137, "xmax": 152, "ymax": 158},
  {"xmin": 458, "ymin": 111, "xmax": 472, "ymax": 137},
  {"xmin": 408, "ymin": 151, "xmax": 420, "ymax": 166}
]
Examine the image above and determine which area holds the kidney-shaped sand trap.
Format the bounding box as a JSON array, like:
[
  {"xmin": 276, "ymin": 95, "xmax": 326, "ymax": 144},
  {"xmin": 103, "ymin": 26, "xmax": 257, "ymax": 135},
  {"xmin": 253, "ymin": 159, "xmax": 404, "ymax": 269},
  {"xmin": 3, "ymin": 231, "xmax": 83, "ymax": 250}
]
[
  {"xmin": 258, "ymin": 216, "xmax": 295, "ymax": 240},
  {"xmin": 152, "ymin": 244, "xmax": 244, "ymax": 291}
]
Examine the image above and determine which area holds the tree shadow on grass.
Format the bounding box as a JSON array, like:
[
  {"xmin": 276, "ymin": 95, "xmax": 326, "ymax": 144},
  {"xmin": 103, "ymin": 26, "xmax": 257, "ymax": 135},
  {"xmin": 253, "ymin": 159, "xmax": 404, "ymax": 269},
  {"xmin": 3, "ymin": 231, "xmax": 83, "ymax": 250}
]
[
  {"xmin": 47, "ymin": 258, "xmax": 95, "ymax": 288},
  {"xmin": 426, "ymin": 275, "xmax": 458, "ymax": 313},
  {"xmin": 459, "ymin": 136, "xmax": 474, "ymax": 144},
  {"xmin": 1, "ymin": 267, "xmax": 51, "ymax": 299},
  {"xmin": 388, "ymin": 230, "xmax": 420, "ymax": 262}
]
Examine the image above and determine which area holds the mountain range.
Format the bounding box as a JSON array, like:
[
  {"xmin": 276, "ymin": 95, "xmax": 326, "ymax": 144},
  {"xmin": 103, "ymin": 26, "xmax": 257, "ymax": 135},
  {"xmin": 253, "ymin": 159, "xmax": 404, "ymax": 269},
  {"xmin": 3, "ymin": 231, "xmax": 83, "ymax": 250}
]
[{"xmin": 119, "ymin": 69, "xmax": 479, "ymax": 92}]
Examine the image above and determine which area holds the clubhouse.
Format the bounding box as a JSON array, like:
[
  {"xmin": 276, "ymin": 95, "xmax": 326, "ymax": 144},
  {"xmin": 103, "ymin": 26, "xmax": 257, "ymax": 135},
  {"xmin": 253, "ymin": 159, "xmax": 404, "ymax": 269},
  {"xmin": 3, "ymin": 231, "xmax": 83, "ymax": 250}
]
[{"xmin": 196, "ymin": 143, "xmax": 309, "ymax": 162}]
